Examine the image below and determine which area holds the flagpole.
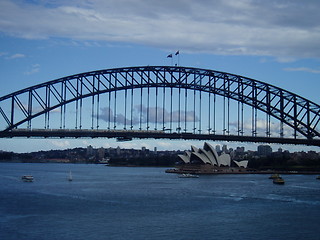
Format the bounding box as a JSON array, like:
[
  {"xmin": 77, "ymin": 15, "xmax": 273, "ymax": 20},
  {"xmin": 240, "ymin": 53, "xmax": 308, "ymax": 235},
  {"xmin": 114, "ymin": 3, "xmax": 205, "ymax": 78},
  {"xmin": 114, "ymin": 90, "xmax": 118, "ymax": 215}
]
[{"xmin": 175, "ymin": 50, "xmax": 180, "ymax": 66}]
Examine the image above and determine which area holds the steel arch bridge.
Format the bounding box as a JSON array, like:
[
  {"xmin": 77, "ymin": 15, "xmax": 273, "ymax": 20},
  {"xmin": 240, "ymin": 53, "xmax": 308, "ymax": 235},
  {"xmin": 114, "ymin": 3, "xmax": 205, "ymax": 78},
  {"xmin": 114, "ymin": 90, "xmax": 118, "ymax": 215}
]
[{"xmin": 1, "ymin": 66, "xmax": 320, "ymax": 146}]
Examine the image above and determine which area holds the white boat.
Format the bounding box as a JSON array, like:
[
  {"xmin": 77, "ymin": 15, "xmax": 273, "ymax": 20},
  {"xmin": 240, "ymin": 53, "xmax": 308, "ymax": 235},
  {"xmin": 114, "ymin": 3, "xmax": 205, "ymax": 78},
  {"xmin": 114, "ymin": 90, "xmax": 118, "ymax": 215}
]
[
  {"xmin": 68, "ymin": 171, "xmax": 73, "ymax": 181},
  {"xmin": 22, "ymin": 175, "xmax": 34, "ymax": 182},
  {"xmin": 179, "ymin": 173, "xmax": 199, "ymax": 178}
]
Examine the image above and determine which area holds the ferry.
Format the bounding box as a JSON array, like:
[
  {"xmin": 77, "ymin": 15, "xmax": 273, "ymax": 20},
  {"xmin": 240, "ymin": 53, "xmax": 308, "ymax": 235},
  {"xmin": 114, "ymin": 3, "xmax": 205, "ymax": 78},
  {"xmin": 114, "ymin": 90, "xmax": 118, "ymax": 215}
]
[
  {"xmin": 179, "ymin": 173, "xmax": 199, "ymax": 178},
  {"xmin": 273, "ymin": 176, "xmax": 285, "ymax": 185},
  {"xmin": 269, "ymin": 173, "xmax": 280, "ymax": 179},
  {"xmin": 21, "ymin": 175, "xmax": 34, "ymax": 182}
]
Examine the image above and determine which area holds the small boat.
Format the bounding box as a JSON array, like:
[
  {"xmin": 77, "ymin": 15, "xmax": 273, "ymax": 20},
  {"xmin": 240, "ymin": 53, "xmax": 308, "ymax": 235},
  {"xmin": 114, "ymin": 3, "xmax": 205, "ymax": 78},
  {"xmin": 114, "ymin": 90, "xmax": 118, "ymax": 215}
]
[
  {"xmin": 68, "ymin": 171, "xmax": 73, "ymax": 181},
  {"xmin": 273, "ymin": 176, "xmax": 285, "ymax": 185},
  {"xmin": 269, "ymin": 173, "xmax": 280, "ymax": 179},
  {"xmin": 179, "ymin": 173, "xmax": 199, "ymax": 178},
  {"xmin": 316, "ymin": 176, "xmax": 320, "ymax": 180},
  {"xmin": 22, "ymin": 175, "xmax": 34, "ymax": 182}
]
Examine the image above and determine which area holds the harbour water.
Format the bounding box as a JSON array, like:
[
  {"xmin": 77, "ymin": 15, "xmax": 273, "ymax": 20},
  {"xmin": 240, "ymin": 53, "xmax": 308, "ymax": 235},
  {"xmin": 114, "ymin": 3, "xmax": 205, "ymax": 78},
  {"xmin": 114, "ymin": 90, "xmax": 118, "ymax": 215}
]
[{"xmin": 1, "ymin": 163, "xmax": 319, "ymax": 240}]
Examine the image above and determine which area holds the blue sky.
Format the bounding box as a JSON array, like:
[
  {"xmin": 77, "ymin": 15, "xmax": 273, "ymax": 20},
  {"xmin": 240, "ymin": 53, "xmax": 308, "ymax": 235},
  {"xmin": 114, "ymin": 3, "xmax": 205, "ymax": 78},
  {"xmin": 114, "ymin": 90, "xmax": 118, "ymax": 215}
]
[{"xmin": 1, "ymin": 0, "xmax": 320, "ymax": 153}]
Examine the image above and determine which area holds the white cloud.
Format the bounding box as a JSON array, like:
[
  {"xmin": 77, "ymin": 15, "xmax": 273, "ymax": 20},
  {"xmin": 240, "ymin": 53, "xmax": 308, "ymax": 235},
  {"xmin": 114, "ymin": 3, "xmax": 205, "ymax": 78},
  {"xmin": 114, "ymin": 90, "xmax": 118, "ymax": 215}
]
[
  {"xmin": 1, "ymin": 0, "xmax": 320, "ymax": 59},
  {"xmin": 283, "ymin": 67, "xmax": 320, "ymax": 74},
  {"xmin": 230, "ymin": 118, "xmax": 296, "ymax": 138},
  {"xmin": 99, "ymin": 105, "xmax": 198, "ymax": 125},
  {"xmin": 275, "ymin": 57, "xmax": 297, "ymax": 63},
  {"xmin": 6, "ymin": 53, "xmax": 25, "ymax": 59},
  {"xmin": 24, "ymin": 63, "xmax": 40, "ymax": 75},
  {"xmin": 50, "ymin": 140, "xmax": 71, "ymax": 148}
]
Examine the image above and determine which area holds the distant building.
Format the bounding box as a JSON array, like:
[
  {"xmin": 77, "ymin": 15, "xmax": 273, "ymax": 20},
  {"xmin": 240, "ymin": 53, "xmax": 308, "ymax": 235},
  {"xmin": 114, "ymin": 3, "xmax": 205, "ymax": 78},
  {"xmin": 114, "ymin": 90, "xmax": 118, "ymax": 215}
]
[
  {"xmin": 236, "ymin": 147, "xmax": 245, "ymax": 153},
  {"xmin": 116, "ymin": 146, "xmax": 121, "ymax": 156},
  {"xmin": 222, "ymin": 144, "xmax": 228, "ymax": 153},
  {"xmin": 257, "ymin": 145, "xmax": 272, "ymax": 156},
  {"xmin": 98, "ymin": 147, "xmax": 105, "ymax": 160},
  {"xmin": 215, "ymin": 145, "xmax": 221, "ymax": 153},
  {"xmin": 86, "ymin": 145, "xmax": 94, "ymax": 156}
]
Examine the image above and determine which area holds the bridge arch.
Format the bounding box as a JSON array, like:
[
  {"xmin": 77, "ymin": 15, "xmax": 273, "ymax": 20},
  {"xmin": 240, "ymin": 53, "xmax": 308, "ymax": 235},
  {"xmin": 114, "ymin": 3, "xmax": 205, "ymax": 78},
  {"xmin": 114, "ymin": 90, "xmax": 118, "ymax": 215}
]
[{"xmin": 0, "ymin": 66, "xmax": 320, "ymax": 145}]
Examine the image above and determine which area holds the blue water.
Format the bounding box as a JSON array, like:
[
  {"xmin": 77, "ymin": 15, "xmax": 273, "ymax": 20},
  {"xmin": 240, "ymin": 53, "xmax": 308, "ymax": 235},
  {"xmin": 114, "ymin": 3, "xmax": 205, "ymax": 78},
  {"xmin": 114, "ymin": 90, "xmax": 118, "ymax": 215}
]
[{"xmin": 0, "ymin": 163, "xmax": 319, "ymax": 240}]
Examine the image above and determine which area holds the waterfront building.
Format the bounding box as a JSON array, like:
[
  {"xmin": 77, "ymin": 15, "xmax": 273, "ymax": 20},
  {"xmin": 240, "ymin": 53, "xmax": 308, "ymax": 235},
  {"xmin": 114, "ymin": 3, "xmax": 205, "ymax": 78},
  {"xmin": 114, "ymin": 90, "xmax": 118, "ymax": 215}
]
[{"xmin": 178, "ymin": 142, "xmax": 248, "ymax": 168}]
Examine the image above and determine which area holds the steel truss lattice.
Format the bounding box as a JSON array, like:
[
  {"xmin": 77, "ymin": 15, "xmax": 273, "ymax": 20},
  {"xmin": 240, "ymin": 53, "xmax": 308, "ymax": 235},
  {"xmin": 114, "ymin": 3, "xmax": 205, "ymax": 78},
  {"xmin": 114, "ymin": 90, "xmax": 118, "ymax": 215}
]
[{"xmin": 0, "ymin": 66, "xmax": 319, "ymax": 146}]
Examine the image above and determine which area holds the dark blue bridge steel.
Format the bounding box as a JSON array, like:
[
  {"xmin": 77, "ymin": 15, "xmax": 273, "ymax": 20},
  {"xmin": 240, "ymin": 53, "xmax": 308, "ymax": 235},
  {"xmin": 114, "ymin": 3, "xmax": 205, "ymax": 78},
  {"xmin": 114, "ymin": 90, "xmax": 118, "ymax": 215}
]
[{"xmin": 1, "ymin": 66, "xmax": 320, "ymax": 146}]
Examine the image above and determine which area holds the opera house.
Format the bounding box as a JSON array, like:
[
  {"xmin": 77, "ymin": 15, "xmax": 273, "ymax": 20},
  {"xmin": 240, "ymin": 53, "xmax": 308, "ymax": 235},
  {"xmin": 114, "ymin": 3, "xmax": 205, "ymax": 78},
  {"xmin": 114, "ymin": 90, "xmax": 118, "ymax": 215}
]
[{"xmin": 173, "ymin": 142, "xmax": 248, "ymax": 174}]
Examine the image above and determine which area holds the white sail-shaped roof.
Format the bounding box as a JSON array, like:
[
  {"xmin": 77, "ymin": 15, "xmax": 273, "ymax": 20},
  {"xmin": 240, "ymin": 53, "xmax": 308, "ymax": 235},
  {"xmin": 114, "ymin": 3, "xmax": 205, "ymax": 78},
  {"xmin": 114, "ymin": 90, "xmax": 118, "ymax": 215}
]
[
  {"xmin": 234, "ymin": 160, "xmax": 249, "ymax": 168},
  {"xmin": 199, "ymin": 148, "xmax": 218, "ymax": 166},
  {"xmin": 191, "ymin": 145, "xmax": 199, "ymax": 153},
  {"xmin": 203, "ymin": 142, "xmax": 219, "ymax": 164},
  {"xmin": 218, "ymin": 153, "xmax": 231, "ymax": 166},
  {"xmin": 178, "ymin": 154, "xmax": 190, "ymax": 164},
  {"xmin": 177, "ymin": 142, "xmax": 245, "ymax": 168},
  {"xmin": 190, "ymin": 152, "xmax": 211, "ymax": 164}
]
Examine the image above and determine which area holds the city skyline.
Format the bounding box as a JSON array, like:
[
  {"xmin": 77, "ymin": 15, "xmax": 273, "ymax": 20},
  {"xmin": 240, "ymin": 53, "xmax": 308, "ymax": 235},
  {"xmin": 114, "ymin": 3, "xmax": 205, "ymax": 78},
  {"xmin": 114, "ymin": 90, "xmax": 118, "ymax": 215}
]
[{"xmin": 1, "ymin": 0, "xmax": 320, "ymax": 153}]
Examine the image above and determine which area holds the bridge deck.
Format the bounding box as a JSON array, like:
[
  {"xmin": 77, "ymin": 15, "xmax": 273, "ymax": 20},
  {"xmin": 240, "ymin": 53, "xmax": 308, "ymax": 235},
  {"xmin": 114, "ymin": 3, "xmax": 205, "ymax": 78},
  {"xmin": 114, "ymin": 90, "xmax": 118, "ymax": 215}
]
[{"xmin": 2, "ymin": 129, "xmax": 320, "ymax": 146}]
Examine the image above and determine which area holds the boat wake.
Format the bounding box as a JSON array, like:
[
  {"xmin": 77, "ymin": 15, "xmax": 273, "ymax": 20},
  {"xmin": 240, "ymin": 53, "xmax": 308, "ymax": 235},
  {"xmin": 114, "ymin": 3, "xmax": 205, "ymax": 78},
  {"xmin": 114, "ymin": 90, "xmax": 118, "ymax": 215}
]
[{"xmin": 216, "ymin": 192, "xmax": 320, "ymax": 206}]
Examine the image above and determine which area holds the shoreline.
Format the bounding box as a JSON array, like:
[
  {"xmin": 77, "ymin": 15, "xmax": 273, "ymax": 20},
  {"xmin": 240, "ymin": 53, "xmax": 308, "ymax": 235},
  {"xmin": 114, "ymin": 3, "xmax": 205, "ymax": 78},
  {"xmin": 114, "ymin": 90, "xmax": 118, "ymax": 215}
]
[{"xmin": 165, "ymin": 168, "xmax": 320, "ymax": 175}]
